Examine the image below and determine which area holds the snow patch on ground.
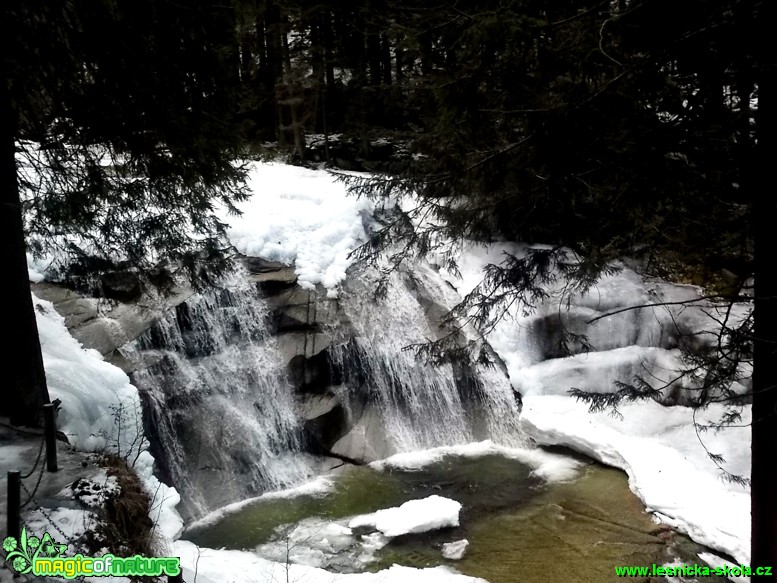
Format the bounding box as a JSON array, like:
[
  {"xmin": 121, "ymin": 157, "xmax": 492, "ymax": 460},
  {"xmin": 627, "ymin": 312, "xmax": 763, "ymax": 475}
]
[
  {"xmin": 25, "ymin": 507, "xmax": 96, "ymax": 552},
  {"xmin": 66, "ymin": 470, "xmax": 120, "ymax": 508}
]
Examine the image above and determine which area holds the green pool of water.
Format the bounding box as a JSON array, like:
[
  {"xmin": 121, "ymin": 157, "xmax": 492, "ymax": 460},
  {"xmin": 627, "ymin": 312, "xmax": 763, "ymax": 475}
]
[
  {"xmin": 187, "ymin": 453, "xmax": 542, "ymax": 550},
  {"xmin": 187, "ymin": 452, "xmax": 723, "ymax": 583}
]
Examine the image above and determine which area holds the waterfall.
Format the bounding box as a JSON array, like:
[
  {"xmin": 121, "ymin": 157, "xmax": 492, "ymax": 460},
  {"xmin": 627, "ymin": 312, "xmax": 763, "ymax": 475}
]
[
  {"xmin": 331, "ymin": 261, "xmax": 522, "ymax": 455},
  {"xmin": 124, "ymin": 272, "xmax": 313, "ymax": 520}
]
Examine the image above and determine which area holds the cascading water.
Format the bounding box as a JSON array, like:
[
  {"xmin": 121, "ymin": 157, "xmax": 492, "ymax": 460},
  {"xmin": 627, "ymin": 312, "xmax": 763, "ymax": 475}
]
[
  {"xmin": 330, "ymin": 261, "xmax": 523, "ymax": 456},
  {"xmin": 124, "ymin": 272, "xmax": 314, "ymax": 520}
]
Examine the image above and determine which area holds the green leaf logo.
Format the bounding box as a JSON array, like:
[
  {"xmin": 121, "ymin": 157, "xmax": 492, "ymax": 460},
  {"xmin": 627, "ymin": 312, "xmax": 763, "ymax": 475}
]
[
  {"xmin": 3, "ymin": 527, "xmax": 32, "ymax": 574},
  {"xmin": 2, "ymin": 528, "xmax": 67, "ymax": 575}
]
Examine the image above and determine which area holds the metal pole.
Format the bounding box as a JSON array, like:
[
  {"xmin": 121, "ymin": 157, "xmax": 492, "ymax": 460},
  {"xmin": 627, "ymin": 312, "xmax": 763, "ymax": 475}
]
[
  {"xmin": 7, "ymin": 471, "xmax": 20, "ymax": 540},
  {"xmin": 43, "ymin": 403, "xmax": 58, "ymax": 472}
]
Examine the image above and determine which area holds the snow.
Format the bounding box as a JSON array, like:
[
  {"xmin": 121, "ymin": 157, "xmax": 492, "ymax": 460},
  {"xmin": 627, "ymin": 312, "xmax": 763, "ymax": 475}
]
[
  {"xmin": 34, "ymin": 295, "xmax": 143, "ymax": 455},
  {"xmin": 27, "ymin": 253, "xmax": 49, "ymax": 282},
  {"xmin": 348, "ymin": 495, "xmax": 462, "ymax": 537},
  {"xmin": 173, "ymin": 540, "xmax": 487, "ymax": 583},
  {"xmin": 31, "ymin": 292, "xmax": 184, "ymax": 541},
  {"xmin": 225, "ymin": 162, "xmax": 374, "ymax": 296},
  {"xmin": 65, "ymin": 470, "xmax": 120, "ymax": 508},
  {"xmin": 370, "ymin": 441, "xmax": 582, "ymax": 483},
  {"xmin": 25, "ymin": 506, "xmax": 96, "ymax": 551},
  {"xmin": 697, "ymin": 552, "xmax": 751, "ymax": 583},
  {"xmin": 436, "ymin": 240, "xmax": 753, "ymax": 564},
  {"xmin": 135, "ymin": 450, "xmax": 184, "ymax": 540},
  {"xmin": 187, "ymin": 475, "xmax": 335, "ymax": 532}
]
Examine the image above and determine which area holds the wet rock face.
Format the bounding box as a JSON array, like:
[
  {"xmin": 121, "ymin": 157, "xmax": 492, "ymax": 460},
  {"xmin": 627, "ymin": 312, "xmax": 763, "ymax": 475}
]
[
  {"xmin": 243, "ymin": 257, "xmax": 354, "ymax": 459},
  {"xmin": 31, "ymin": 281, "xmax": 192, "ymax": 373}
]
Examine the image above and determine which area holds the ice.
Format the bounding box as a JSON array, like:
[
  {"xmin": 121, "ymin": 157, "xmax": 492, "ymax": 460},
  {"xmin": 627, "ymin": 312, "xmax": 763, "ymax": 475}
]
[
  {"xmin": 349, "ymin": 495, "xmax": 462, "ymax": 537},
  {"xmin": 187, "ymin": 475, "xmax": 335, "ymax": 532},
  {"xmin": 513, "ymin": 345, "xmax": 690, "ymax": 399},
  {"xmin": 442, "ymin": 540, "xmax": 469, "ymax": 560},
  {"xmin": 256, "ymin": 518, "xmax": 357, "ymax": 569},
  {"xmin": 173, "ymin": 540, "xmax": 488, "ymax": 583},
  {"xmin": 134, "ymin": 450, "xmax": 184, "ymax": 541},
  {"xmin": 35, "ymin": 295, "xmax": 142, "ymax": 454},
  {"xmin": 371, "ymin": 441, "xmax": 582, "ymax": 483}
]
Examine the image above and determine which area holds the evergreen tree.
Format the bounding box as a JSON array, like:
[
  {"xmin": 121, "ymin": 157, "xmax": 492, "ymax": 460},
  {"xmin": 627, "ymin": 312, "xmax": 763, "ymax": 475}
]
[
  {"xmin": 2, "ymin": 0, "xmax": 248, "ymax": 426},
  {"xmin": 340, "ymin": 0, "xmax": 771, "ymax": 573}
]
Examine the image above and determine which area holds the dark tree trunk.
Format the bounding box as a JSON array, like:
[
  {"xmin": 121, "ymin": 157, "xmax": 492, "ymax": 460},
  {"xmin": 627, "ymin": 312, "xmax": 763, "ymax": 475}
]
[
  {"xmin": 366, "ymin": 27, "xmax": 382, "ymax": 86},
  {"xmin": 281, "ymin": 18, "xmax": 291, "ymax": 76},
  {"xmin": 264, "ymin": 1, "xmax": 285, "ymax": 143},
  {"xmin": 265, "ymin": 2, "xmax": 283, "ymax": 86},
  {"xmin": 380, "ymin": 33, "xmax": 392, "ymax": 85},
  {"xmin": 350, "ymin": 8, "xmax": 367, "ymax": 84},
  {"xmin": 751, "ymin": 1, "xmax": 777, "ymax": 575},
  {"xmin": 1, "ymin": 42, "xmax": 51, "ymax": 427},
  {"xmin": 310, "ymin": 14, "xmax": 325, "ymax": 85},
  {"xmin": 395, "ymin": 43, "xmax": 403, "ymax": 82},
  {"xmin": 323, "ymin": 10, "xmax": 335, "ymax": 87},
  {"xmin": 255, "ymin": 2, "xmax": 268, "ymax": 86},
  {"xmin": 240, "ymin": 40, "xmax": 253, "ymax": 85},
  {"xmin": 420, "ymin": 30, "xmax": 433, "ymax": 75}
]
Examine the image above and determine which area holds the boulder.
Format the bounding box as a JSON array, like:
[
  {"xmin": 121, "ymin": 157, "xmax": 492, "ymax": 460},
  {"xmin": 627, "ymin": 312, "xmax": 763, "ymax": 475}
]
[
  {"xmin": 300, "ymin": 393, "xmax": 349, "ymax": 455},
  {"xmin": 330, "ymin": 407, "xmax": 395, "ymax": 463}
]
